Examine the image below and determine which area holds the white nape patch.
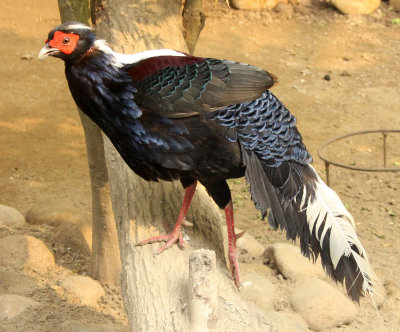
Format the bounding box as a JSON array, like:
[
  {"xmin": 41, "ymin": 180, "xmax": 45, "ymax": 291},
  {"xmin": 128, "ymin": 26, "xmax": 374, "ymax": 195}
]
[
  {"xmin": 65, "ymin": 23, "xmax": 94, "ymax": 31},
  {"xmin": 93, "ymin": 40, "xmax": 186, "ymax": 68}
]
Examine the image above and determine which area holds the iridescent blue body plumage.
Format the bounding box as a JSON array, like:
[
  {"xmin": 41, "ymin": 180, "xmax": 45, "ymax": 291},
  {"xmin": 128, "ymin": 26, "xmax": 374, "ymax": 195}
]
[{"xmin": 210, "ymin": 90, "xmax": 312, "ymax": 167}]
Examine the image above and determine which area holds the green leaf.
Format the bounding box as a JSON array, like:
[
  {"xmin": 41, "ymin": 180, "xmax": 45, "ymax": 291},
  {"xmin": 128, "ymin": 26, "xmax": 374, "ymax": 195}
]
[
  {"xmin": 240, "ymin": 186, "xmax": 249, "ymax": 193},
  {"xmin": 371, "ymin": 229, "xmax": 385, "ymax": 239},
  {"xmin": 392, "ymin": 18, "xmax": 400, "ymax": 24}
]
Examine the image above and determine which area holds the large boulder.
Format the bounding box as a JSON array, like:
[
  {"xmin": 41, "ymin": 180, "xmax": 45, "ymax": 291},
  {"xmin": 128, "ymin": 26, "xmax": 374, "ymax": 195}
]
[
  {"xmin": 390, "ymin": 0, "xmax": 400, "ymax": 11},
  {"xmin": 0, "ymin": 204, "xmax": 25, "ymax": 227},
  {"xmin": 60, "ymin": 275, "xmax": 105, "ymax": 305},
  {"xmin": 240, "ymin": 268, "xmax": 276, "ymax": 310},
  {"xmin": 290, "ymin": 278, "xmax": 358, "ymax": 330},
  {"xmin": 0, "ymin": 294, "xmax": 39, "ymax": 320},
  {"xmin": 0, "ymin": 269, "xmax": 38, "ymax": 295},
  {"xmin": 230, "ymin": 0, "xmax": 288, "ymax": 10},
  {"xmin": 236, "ymin": 229, "xmax": 265, "ymax": 259},
  {"xmin": 50, "ymin": 221, "xmax": 92, "ymax": 256},
  {"xmin": 263, "ymin": 243, "xmax": 326, "ymax": 282},
  {"xmin": 331, "ymin": 0, "xmax": 380, "ymax": 14},
  {"xmin": 264, "ymin": 311, "xmax": 309, "ymax": 332},
  {"xmin": 61, "ymin": 320, "xmax": 129, "ymax": 332},
  {"xmin": 26, "ymin": 201, "xmax": 88, "ymax": 227},
  {"xmin": 0, "ymin": 235, "xmax": 55, "ymax": 274}
]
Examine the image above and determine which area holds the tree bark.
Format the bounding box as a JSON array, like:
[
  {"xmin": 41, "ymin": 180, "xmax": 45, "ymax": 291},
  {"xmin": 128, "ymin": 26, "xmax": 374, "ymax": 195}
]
[
  {"xmin": 58, "ymin": 0, "xmax": 122, "ymax": 286},
  {"xmin": 188, "ymin": 249, "xmax": 218, "ymax": 332},
  {"xmin": 93, "ymin": 0, "xmax": 273, "ymax": 330},
  {"xmin": 182, "ymin": 0, "xmax": 206, "ymax": 54},
  {"xmin": 78, "ymin": 112, "xmax": 121, "ymax": 285}
]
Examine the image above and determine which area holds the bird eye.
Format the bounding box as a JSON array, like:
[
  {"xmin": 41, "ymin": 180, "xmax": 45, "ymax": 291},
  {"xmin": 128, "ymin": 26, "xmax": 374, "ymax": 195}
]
[{"xmin": 62, "ymin": 36, "xmax": 71, "ymax": 45}]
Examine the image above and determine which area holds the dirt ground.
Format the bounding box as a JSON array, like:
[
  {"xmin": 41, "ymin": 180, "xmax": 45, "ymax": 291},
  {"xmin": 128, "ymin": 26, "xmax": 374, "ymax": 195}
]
[{"xmin": 0, "ymin": 0, "xmax": 400, "ymax": 331}]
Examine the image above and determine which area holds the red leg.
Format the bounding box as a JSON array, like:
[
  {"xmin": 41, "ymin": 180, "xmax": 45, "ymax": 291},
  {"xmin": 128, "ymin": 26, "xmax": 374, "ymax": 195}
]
[
  {"xmin": 136, "ymin": 182, "xmax": 197, "ymax": 254},
  {"xmin": 224, "ymin": 200, "xmax": 241, "ymax": 288}
]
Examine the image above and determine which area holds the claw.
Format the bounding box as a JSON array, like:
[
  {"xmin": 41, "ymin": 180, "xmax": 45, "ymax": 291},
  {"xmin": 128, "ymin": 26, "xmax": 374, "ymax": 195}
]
[
  {"xmin": 155, "ymin": 231, "xmax": 185, "ymax": 254},
  {"xmin": 182, "ymin": 219, "xmax": 193, "ymax": 227},
  {"xmin": 235, "ymin": 230, "xmax": 246, "ymax": 240}
]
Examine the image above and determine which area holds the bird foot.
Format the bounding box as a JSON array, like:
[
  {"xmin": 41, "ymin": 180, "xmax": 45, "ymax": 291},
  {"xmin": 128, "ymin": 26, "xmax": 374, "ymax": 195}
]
[
  {"xmin": 228, "ymin": 249, "xmax": 241, "ymax": 288},
  {"xmin": 136, "ymin": 226, "xmax": 185, "ymax": 255},
  {"xmin": 136, "ymin": 183, "xmax": 196, "ymax": 254}
]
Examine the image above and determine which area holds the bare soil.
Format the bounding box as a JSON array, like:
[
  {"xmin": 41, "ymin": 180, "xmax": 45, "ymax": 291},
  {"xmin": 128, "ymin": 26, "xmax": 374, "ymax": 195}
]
[{"xmin": 0, "ymin": 0, "xmax": 400, "ymax": 331}]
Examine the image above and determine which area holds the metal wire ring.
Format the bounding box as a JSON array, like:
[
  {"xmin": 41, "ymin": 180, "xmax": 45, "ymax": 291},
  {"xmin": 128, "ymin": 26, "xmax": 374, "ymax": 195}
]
[{"xmin": 318, "ymin": 129, "xmax": 400, "ymax": 185}]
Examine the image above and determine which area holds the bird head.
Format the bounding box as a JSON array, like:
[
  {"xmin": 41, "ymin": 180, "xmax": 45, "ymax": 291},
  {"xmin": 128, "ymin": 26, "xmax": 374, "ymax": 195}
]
[{"xmin": 39, "ymin": 22, "xmax": 96, "ymax": 63}]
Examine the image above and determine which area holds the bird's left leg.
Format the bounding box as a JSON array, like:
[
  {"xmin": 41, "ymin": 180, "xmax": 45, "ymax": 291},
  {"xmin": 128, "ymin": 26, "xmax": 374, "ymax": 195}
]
[{"xmin": 136, "ymin": 181, "xmax": 197, "ymax": 254}]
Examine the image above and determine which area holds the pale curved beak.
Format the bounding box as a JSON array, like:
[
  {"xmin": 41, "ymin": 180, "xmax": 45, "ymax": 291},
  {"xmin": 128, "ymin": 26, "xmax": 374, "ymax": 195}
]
[{"xmin": 38, "ymin": 45, "xmax": 60, "ymax": 60}]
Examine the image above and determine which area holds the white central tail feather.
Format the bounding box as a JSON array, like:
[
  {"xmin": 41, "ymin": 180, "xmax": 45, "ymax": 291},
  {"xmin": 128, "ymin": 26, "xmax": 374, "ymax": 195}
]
[{"xmin": 299, "ymin": 165, "xmax": 375, "ymax": 295}]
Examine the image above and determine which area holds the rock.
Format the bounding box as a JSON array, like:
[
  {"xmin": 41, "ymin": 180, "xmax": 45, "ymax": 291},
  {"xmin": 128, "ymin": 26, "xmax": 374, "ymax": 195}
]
[
  {"xmin": 390, "ymin": 0, "xmax": 400, "ymax": 11},
  {"xmin": 290, "ymin": 278, "xmax": 357, "ymax": 330},
  {"xmin": 0, "ymin": 235, "xmax": 55, "ymax": 274},
  {"xmin": 300, "ymin": 69, "xmax": 311, "ymax": 76},
  {"xmin": 60, "ymin": 276, "xmax": 105, "ymax": 305},
  {"xmin": 264, "ymin": 311, "xmax": 309, "ymax": 332},
  {"xmin": 0, "ymin": 204, "xmax": 25, "ymax": 227},
  {"xmin": 50, "ymin": 221, "xmax": 92, "ymax": 255},
  {"xmin": 331, "ymin": 0, "xmax": 380, "ymax": 15},
  {"xmin": 289, "ymin": 0, "xmax": 311, "ymax": 5},
  {"xmin": 0, "ymin": 269, "xmax": 38, "ymax": 295},
  {"xmin": 0, "ymin": 294, "xmax": 39, "ymax": 320},
  {"xmin": 26, "ymin": 201, "xmax": 88, "ymax": 227},
  {"xmin": 236, "ymin": 229, "xmax": 265, "ymax": 259},
  {"xmin": 61, "ymin": 320, "xmax": 129, "ymax": 332},
  {"xmin": 230, "ymin": 0, "xmax": 288, "ymax": 10},
  {"xmin": 263, "ymin": 243, "xmax": 326, "ymax": 282},
  {"xmin": 241, "ymin": 270, "xmax": 276, "ymax": 310},
  {"xmin": 274, "ymin": 3, "xmax": 294, "ymax": 18},
  {"xmin": 20, "ymin": 54, "xmax": 33, "ymax": 60}
]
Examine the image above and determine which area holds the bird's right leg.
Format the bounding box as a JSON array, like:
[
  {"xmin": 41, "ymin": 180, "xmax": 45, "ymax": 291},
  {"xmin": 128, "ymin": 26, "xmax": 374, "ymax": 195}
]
[
  {"xmin": 136, "ymin": 180, "xmax": 197, "ymax": 254},
  {"xmin": 224, "ymin": 199, "xmax": 243, "ymax": 288}
]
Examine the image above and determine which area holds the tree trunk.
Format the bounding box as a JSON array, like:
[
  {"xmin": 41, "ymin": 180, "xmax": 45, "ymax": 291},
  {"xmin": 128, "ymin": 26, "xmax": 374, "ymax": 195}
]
[
  {"xmin": 58, "ymin": 0, "xmax": 122, "ymax": 286},
  {"xmin": 182, "ymin": 0, "xmax": 206, "ymax": 54},
  {"xmin": 93, "ymin": 0, "xmax": 273, "ymax": 330}
]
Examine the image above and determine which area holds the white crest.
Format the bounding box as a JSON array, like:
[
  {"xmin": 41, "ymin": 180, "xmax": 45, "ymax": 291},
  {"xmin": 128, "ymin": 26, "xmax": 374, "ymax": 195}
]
[{"xmin": 64, "ymin": 23, "xmax": 94, "ymax": 32}]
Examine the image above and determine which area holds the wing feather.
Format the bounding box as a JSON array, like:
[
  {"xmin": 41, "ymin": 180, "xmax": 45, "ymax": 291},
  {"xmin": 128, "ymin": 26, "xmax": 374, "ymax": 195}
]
[{"xmin": 129, "ymin": 56, "xmax": 276, "ymax": 118}]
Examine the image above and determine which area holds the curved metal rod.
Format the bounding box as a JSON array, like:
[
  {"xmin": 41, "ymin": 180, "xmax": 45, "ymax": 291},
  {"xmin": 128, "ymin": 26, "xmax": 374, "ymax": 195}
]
[{"xmin": 318, "ymin": 129, "xmax": 400, "ymax": 185}]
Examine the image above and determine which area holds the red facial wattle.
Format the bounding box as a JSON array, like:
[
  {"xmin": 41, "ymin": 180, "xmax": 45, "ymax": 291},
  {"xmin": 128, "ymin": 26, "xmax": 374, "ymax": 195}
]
[{"xmin": 48, "ymin": 31, "xmax": 80, "ymax": 54}]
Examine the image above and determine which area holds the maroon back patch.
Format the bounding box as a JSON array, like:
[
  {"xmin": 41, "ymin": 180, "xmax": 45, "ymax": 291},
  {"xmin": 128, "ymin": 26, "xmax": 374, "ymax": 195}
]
[{"xmin": 129, "ymin": 55, "xmax": 204, "ymax": 81}]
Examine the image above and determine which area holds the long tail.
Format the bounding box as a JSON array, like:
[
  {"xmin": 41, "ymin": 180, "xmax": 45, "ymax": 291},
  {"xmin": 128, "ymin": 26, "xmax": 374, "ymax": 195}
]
[{"xmin": 242, "ymin": 148, "xmax": 376, "ymax": 301}]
